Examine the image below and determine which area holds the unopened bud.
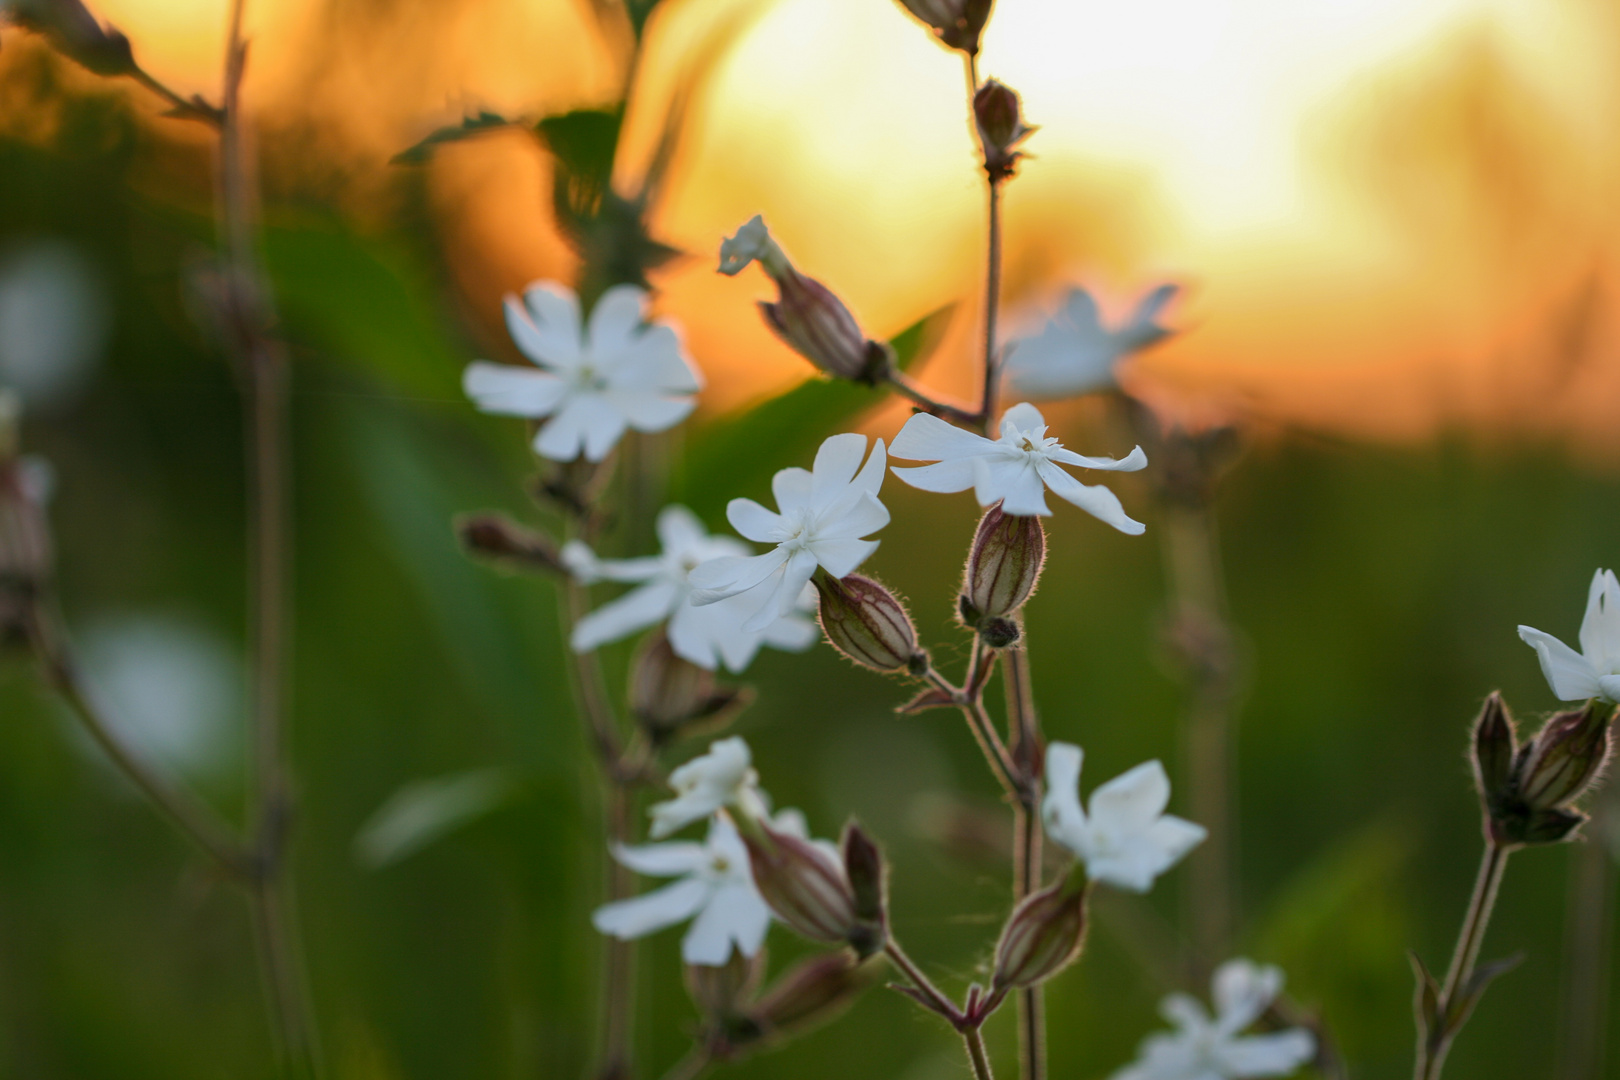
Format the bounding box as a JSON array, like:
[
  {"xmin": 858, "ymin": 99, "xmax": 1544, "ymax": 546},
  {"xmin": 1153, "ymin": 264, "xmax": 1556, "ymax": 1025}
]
[
  {"xmin": 749, "ymin": 952, "xmax": 875, "ymax": 1037},
  {"xmin": 718, "ymin": 216, "xmax": 889, "ymax": 383},
  {"xmin": 979, "ymin": 616, "xmax": 1020, "ymax": 650},
  {"xmin": 3, "ymin": 0, "xmax": 135, "ymax": 76},
  {"xmin": 629, "ymin": 628, "xmax": 749, "ymax": 742},
  {"xmin": 814, "ymin": 572, "xmax": 925, "ymax": 674},
  {"xmin": 685, "ymin": 945, "xmax": 766, "ymax": 1022},
  {"xmin": 456, "ymin": 513, "xmax": 565, "ymax": 575},
  {"xmin": 973, "ymin": 79, "xmax": 1036, "ymax": 182},
  {"xmin": 964, "ymin": 504, "xmax": 1045, "ymax": 622},
  {"xmin": 1472, "ymin": 692, "xmax": 1517, "ymax": 814},
  {"xmin": 742, "ymin": 822, "xmax": 859, "ymax": 947},
  {"xmin": 1517, "ymin": 699, "xmax": 1612, "ymax": 811},
  {"xmin": 991, "ymin": 872, "xmax": 1088, "ymax": 991},
  {"xmin": 840, "ymin": 823, "xmax": 888, "ymax": 958},
  {"xmin": 895, "ymin": 0, "xmax": 993, "ymax": 56}
]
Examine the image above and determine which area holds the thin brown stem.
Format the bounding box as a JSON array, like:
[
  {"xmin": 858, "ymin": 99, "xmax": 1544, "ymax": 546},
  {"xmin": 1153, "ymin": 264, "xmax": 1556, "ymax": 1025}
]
[
  {"xmin": 884, "ymin": 939, "xmax": 963, "ymax": 1025},
  {"xmin": 964, "ymin": 700, "xmax": 1023, "ymax": 803},
  {"xmin": 885, "ymin": 369, "xmax": 983, "ymax": 427},
  {"xmin": 130, "ymin": 66, "xmax": 222, "ymax": 126},
  {"xmin": 965, "ymin": 1026, "xmax": 996, "ymax": 1080},
  {"xmin": 216, "ymin": 0, "xmax": 320, "ymax": 1071},
  {"xmin": 964, "ymin": 52, "xmax": 979, "ymax": 101},
  {"xmin": 1417, "ymin": 841, "xmax": 1510, "ymax": 1080},
  {"xmin": 979, "ymin": 181, "xmax": 1003, "ymax": 435},
  {"xmin": 24, "ymin": 603, "xmax": 247, "ymax": 877},
  {"xmin": 1001, "ymin": 648, "xmax": 1044, "ymax": 1080}
]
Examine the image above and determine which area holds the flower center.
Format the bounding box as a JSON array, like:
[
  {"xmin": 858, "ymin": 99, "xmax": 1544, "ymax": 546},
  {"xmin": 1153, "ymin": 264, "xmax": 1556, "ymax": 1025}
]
[{"xmin": 573, "ymin": 362, "xmax": 608, "ymax": 393}]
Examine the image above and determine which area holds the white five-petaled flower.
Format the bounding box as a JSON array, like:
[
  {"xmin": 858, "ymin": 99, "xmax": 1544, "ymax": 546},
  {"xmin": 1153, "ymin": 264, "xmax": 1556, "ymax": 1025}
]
[
  {"xmin": 591, "ymin": 813, "xmax": 774, "ymax": 965},
  {"xmin": 1004, "ymin": 284, "xmax": 1178, "ymax": 401},
  {"xmin": 890, "ymin": 402, "xmax": 1148, "ymax": 532},
  {"xmin": 688, "ymin": 433, "xmax": 889, "ymax": 633},
  {"xmin": 649, "ymin": 736, "xmax": 768, "ymax": 839},
  {"xmin": 1518, "ymin": 569, "xmax": 1620, "ymax": 703},
  {"xmin": 562, "ymin": 505, "xmax": 817, "ymax": 673},
  {"xmin": 463, "ymin": 282, "xmax": 702, "ymax": 462},
  {"xmin": 1110, "ymin": 959, "xmax": 1316, "ymax": 1080},
  {"xmin": 1041, "ymin": 742, "xmax": 1205, "ymax": 893}
]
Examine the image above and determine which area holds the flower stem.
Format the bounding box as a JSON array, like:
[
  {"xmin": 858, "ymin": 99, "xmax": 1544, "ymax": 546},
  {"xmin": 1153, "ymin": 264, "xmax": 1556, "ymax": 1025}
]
[
  {"xmin": 1417, "ymin": 840, "xmax": 1511, "ymax": 1080},
  {"xmin": 884, "ymin": 939, "xmax": 964, "ymax": 1025},
  {"xmin": 217, "ymin": 0, "xmax": 321, "ymax": 1071},
  {"xmin": 1555, "ymin": 785, "xmax": 1618, "ymax": 1080},
  {"xmin": 965, "ymin": 1026, "xmax": 997, "ymax": 1080},
  {"xmin": 979, "ymin": 179, "xmax": 1003, "ymax": 435},
  {"xmin": 1002, "ymin": 648, "xmax": 1045, "ymax": 1080},
  {"xmin": 885, "ymin": 368, "xmax": 984, "ymax": 427}
]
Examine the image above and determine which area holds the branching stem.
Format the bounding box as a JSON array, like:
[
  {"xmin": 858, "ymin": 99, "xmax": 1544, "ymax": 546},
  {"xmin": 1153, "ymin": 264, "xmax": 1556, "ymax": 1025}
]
[
  {"xmin": 1416, "ymin": 840, "xmax": 1511, "ymax": 1080},
  {"xmin": 965, "ymin": 1026, "xmax": 996, "ymax": 1080}
]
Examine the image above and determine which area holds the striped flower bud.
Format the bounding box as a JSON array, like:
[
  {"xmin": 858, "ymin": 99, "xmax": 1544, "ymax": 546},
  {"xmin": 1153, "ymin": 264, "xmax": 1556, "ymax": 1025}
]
[
  {"xmin": 814, "ymin": 572, "xmax": 925, "ymax": 675},
  {"xmin": 684, "ymin": 946, "xmax": 766, "ymax": 1023},
  {"xmin": 1472, "ymin": 694, "xmax": 1613, "ymax": 847},
  {"xmin": 963, "ymin": 503, "xmax": 1045, "ymax": 624},
  {"xmin": 894, "ymin": 0, "xmax": 993, "ymax": 56},
  {"xmin": 749, "ymin": 952, "xmax": 875, "ymax": 1038},
  {"xmin": 973, "ymin": 79, "xmax": 1036, "ymax": 182},
  {"xmin": 991, "ymin": 872, "xmax": 1089, "ymax": 991},
  {"xmin": 1517, "ymin": 699, "xmax": 1612, "ymax": 812},
  {"xmin": 840, "ymin": 823, "xmax": 888, "ymax": 958},
  {"xmin": 456, "ymin": 512, "xmax": 565, "ymax": 575},
  {"xmin": 742, "ymin": 822, "xmax": 860, "ymax": 948},
  {"xmin": 629, "ymin": 629, "xmax": 748, "ymax": 743},
  {"xmin": 3, "ymin": 0, "xmax": 136, "ymax": 77}
]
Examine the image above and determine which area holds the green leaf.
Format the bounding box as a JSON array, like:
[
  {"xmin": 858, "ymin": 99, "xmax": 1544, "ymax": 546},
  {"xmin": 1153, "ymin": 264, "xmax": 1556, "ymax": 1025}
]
[
  {"xmin": 392, "ymin": 111, "xmax": 513, "ymax": 165},
  {"xmin": 1409, "ymin": 951, "xmax": 1441, "ymax": 1045},
  {"xmin": 1446, "ymin": 953, "xmax": 1525, "ymax": 1033},
  {"xmin": 355, "ymin": 768, "xmax": 515, "ymax": 868}
]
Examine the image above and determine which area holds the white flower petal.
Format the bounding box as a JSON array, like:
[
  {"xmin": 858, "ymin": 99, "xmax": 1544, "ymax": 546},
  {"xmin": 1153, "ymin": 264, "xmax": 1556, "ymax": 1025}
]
[
  {"xmin": 577, "ymin": 395, "xmax": 630, "ymax": 462},
  {"xmin": 1145, "ymin": 815, "xmax": 1207, "ymax": 870},
  {"xmin": 1579, "ymin": 569, "xmax": 1620, "ymax": 672},
  {"xmin": 807, "ymin": 537, "xmax": 880, "ymax": 579},
  {"xmin": 1050, "ymin": 445, "xmax": 1150, "ymax": 473},
  {"xmin": 1042, "ymin": 742, "xmax": 1088, "ymax": 853},
  {"xmin": 689, "ymin": 548, "xmax": 792, "ymax": 605},
  {"xmin": 463, "ymin": 362, "xmax": 569, "ymax": 417},
  {"xmin": 982, "ymin": 457, "xmax": 1050, "ymax": 516},
  {"xmin": 657, "ymin": 505, "xmax": 709, "ymax": 555},
  {"xmin": 811, "ymin": 432, "xmax": 871, "ymax": 496},
  {"xmin": 609, "ymin": 388, "xmax": 696, "ymax": 433},
  {"xmin": 1089, "ymin": 760, "xmax": 1173, "ymax": 830},
  {"xmin": 891, "ymin": 458, "xmax": 979, "ymax": 494},
  {"xmin": 571, "ymin": 580, "xmax": 681, "ymax": 652},
  {"xmin": 1518, "ymin": 625, "xmax": 1602, "ymax": 701},
  {"xmin": 761, "ymin": 611, "xmax": 819, "ymax": 652},
  {"xmin": 1037, "ymin": 459, "xmax": 1145, "ymax": 534},
  {"xmin": 586, "ymin": 284, "xmax": 648, "ymax": 363},
  {"xmin": 563, "ymin": 543, "xmax": 664, "ymax": 585},
  {"xmin": 532, "ymin": 395, "xmax": 596, "ymax": 461},
  {"xmin": 999, "ymin": 402, "xmax": 1046, "ymax": 436},
  {"xmin": 1599, "ymin": 674, "xmax": 1620, "ymax": 702},
  {"xmin": 890, "ymin": 411, "xmax": 996, "ymax": 462},
  {"xmin": 1160, "ymin": 992, "xmax": 1211, "ymax": 1031},
  {"xmin": 727, "ymin": 498, "xmax": 789, "ymax": 543},
  {"xmin": 683, "ymin": 881, "xmax": 771, "ymax": 964},
  {"xmin": 507, "ymin": 284, "xmax": 583, "ymax": 370},
  {"xmin": 742, "ymin": 548, "xmax": 819, "ymax": 633},
  {"xmin": 592, "ymin": 876, "xmax": 711, "ymax": 939},
  {"xmin": 853, "ymin": 437, "xmax": 887, "ymax": 495},
  {"xmin": 1215, "ymin": 1030, "xmax": 1316, "ymax": 1077},
  {"xmin": 1211, "ymin": 959, "xmax": 1283, "ymax": 1035},
  {"xmin": 611, "ymin": 840, "xmax": 710, "ymax": 877},
  {"xmin": 772, "ymin": 467, "xmax": 815, "ymax": 514},
  {"xmin": 814, "ymin": 491, "xmax": 890, "ymax": 541}
]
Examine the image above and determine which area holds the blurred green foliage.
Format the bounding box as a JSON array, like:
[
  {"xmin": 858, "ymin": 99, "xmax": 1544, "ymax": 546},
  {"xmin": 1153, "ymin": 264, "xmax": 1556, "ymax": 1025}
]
[{"xmin": 0, "ymin": 77, "xmax": 1617, "ymax": 1080}]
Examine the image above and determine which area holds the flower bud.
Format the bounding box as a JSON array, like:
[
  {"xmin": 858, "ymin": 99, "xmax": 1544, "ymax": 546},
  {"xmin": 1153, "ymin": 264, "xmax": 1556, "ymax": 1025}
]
[
  {"xmin": 629, "ymin": 628, "xmax": 749, "ymax": 742},
  {"xmin": 979, "ymin": 616, "xmax": 1020, "ymax": 650},
  {"xmin": 685, "ymin": 945, "xmax": 766, "ymax": 1023},
  {"xmin": 1472, "ymin": 692, "xmax": 1517, "ymax": 814},
  {"xmin": 894, "ymin": 0, "xmax": 994, "ymax": 56},
  {"xmin": 1517, "ymin": 699, "xmax": 1612, "ymax": 812},
  {"xmin": 991, "ymin": 872, "xmax": 1089, "ymax": 991},
  {"xmin": 456, "ymin": 512, "xmax": 565, "ymax": 575},
  {"xmin": 973, "ymin": 79, "xmax": 1036, "ymax": 181},
  {"xmin": 964, "ymin": 504, "xmax": 1045, "ymax": 622},
  {"xmin": 749, "ymin": 953, "xmax": 875, "ymax": 1037},
  {"xmin": 742, "ymin": 822, "xmax": 859, "ymax": 947},
  {"xmin": 3, "ymin": 0, "xmax": 136, "ymax": 77},
  {"xmin": 760, "ymin": 270, "xmax": 891, "ymax": 384},
  {"xmin": 814, "ymin": 572, "xmax": 925, "ymax": 674},
  {"xmin": 841, "ymin": 823, "xmax": 888, "ymax": 958}
]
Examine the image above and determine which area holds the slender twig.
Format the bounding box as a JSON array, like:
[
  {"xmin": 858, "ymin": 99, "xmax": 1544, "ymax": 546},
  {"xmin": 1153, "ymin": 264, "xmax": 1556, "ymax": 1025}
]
[
  {"xmin": 23, "ymin": 602, "xmax": 248, "ymax": 877},
  {"xmin": 885, "ymin": 369, "xmax": 983, "ymax": 427},
  {"xmin": 964, "ymin": 1026, "xmax": 996, "ymax": 1080},
  {"xmin": 1416, "ymin": 840, "xmax": 1511, "ymax": 1080},
  {"xmin": 979, "ymin": 182, "xmax": 1003, "ymax": 434},
  {"xmin": 965, "ymin": 700, "xmax": 1023, "ymax": 803},
  {"xmin": 214, "ymin": 1, "xmax": 320, "ymax": 1071},
  {"xmin": 884, "ymin": 939, "xmax": 964, "ymax": 1025},
  {"xmin": 130, "ymin": 67, "xmax": 223, "ymax": 126},
  {"xmin": 1001, "ymin": 648, "xmax": 1045, "ymax": 1080}
]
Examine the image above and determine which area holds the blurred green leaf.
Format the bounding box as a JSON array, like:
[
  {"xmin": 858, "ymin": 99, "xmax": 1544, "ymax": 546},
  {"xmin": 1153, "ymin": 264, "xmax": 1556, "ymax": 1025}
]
[
  {"xmin": 355, "ymin": 767, "xmax": 514, "ymax": 868},
  {"xmin": 391, "ymin": 111, "xmax": 513, "ymax": 166}
]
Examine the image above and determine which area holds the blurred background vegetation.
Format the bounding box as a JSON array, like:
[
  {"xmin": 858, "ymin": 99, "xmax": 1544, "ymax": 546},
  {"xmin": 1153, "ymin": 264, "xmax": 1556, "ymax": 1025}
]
[{"xmin": 2, "ymin": 2, "xmax": 1619, "ymax": 1078}]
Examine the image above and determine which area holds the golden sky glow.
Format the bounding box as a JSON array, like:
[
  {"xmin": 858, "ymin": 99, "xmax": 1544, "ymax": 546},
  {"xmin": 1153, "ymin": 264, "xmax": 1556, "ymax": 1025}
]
[{"xmin": 30, "ymin": 0, "xmax": 1620, "ymax": 451}]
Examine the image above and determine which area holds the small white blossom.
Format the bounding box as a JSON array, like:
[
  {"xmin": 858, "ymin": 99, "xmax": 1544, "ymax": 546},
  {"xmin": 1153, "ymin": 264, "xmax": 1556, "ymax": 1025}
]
[
  {"xmin": 890, "ymin": 402, "xmax": 1148, "ymax": 531},
  {"xmin": 1041, "ymin": 742, "xmax": 1205, "ymax": 893},
  {"xmin": 1518, "ymin": 569, "xmax": 1620, "ymax": 703},
  {"xmin": 592, "ymin": 814, "xmax": 771, "ymax": 965},
  {"xmin": 688, "ymin": 433, "xmax": 889, "ymax": 633},
  {"xmin": 1111, "ymin": 959, "xmax": 1316, "ymax": 1080},
  {"xmin": 649, "ymin": 736, "xmax": 768, "ymax": 839},
  {"xmin": 563, "ymin": 505, "xmax": 817, "ymax": 672},
  {"xmin": 463, "ymin": 282, "xmax": 702, "ymax": 462},
  {"xmin": 718, "ymin": 214, "xmax": 790, "ymax": 278},
  {"xmin": 1004, "ymin": 284, "xmax": 1177, "ymax": 401}
]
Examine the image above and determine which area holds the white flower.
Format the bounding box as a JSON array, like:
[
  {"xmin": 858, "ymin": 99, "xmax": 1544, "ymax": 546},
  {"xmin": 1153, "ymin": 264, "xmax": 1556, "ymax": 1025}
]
[
  {"xmin": 1041, "ymin": 742, "xmax": 1205, "ymax": 893},
  {"xmin": 463, "ymin": 282, "xmax": 702, "ymax": 462},
  {"xmin": 563, "ymin": 505, "xmax": 817, "ymax": 672},
  {"xmin": 688, "ymin": 433, "xmax": 889, "ymax": 633},
  {"xmin": 1518, "ymin": 569, "xmax": 1620, "ymax": 703},
  {"xmin": 648, "ymin": 736, "xmax": 768, "ymax": 839},
  {"xmin": 1111, "ymin": 959, "xmax": 1316, "ymax": 1080},
  {"xmin": 1004, "ymin": 284, "xmax": 1177, "ymax": 401},
  {"xmin": 890, "ymin": 402, "xmax": 1148, "ymax": 532},
  {"xmin": 718, "ymin": 214, "xmax": 789, "ymax": 278},
  {"xmin": 591, "ymin": 814, "xmax": 772, "ymax": 965}
]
